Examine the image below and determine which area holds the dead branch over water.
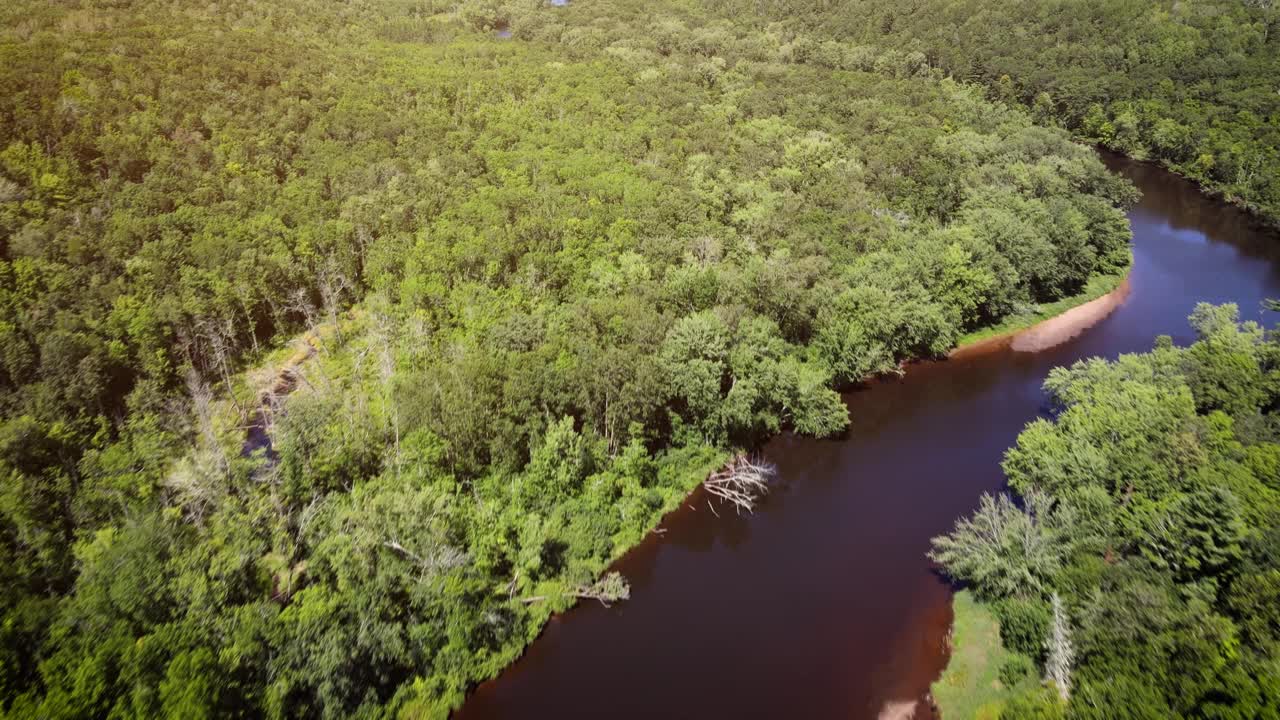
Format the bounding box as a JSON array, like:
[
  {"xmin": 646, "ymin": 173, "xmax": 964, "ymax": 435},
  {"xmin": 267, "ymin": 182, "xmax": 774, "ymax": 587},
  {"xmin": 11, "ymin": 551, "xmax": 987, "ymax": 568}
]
[{"xmin": 704, "ymin": 454, "xmax": 777, "ymax": 513}]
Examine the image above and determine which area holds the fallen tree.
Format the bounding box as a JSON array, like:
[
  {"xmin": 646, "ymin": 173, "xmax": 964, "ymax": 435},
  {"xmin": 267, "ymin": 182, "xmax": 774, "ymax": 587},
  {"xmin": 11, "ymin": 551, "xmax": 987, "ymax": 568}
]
[
  {"xmin": 521, "ymin": 572, "xmax": 632, "ymax": 608},
  {"xmin": 704, "ymin": 454, "xmax": 777, "ymax": 513}
]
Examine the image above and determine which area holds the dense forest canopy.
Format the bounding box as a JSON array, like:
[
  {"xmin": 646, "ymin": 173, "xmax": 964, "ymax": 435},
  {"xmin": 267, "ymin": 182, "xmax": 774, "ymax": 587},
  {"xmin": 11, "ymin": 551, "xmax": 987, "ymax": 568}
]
[
  {"xmin": 8, "ymin": 0, "xmax": 1280, "ymax": 715},
  {"xmin": 10, "ymin": 0, "xmax": 1262, "ymax": 716},
  {"xmin": 723, "ymin": 0, "xmax": 1280, "ymax": 221},
  {"xmin": 931, "ymin": 305, "xmax": 1280, "ymax": 718}
]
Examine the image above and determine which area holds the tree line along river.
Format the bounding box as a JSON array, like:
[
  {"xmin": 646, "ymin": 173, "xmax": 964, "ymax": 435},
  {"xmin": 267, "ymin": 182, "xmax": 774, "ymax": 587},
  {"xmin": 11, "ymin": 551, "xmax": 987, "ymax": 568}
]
[{"xmin": 455, "ymin": 152, "xmax": 1280, "ymax": 720}]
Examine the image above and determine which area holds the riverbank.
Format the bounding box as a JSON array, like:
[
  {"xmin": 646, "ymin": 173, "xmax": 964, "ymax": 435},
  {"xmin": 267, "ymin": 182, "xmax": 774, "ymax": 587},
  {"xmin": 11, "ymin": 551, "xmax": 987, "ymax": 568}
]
[
  {"xmin": 952, "ymin": 269, "xmax": 1131, "ymax": 358},
  {"xmin": 453, "ymin": 153, "xmax": 1280, "ymax": 719},
  {"xmin": 454, "ymin": 267, "xmax": 1135, "ymax": 715},
  {"xmin": 1092, "ymin": 145, "xmax": 1280, "ymax": 232},
  {"xmin": 929, "ymin": 591, "xmax": 1033, "ymax": 719},
  {"xmin": 212, "ymin": 254, "xmax": 1134, "ymax": 720}
]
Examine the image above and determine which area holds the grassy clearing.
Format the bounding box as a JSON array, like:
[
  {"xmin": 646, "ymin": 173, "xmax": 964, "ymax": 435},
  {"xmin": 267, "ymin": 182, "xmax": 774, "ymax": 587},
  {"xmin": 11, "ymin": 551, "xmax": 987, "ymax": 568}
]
[{"xmin": 932, "ymin": 591, "xmax": 1025, "ymax": 720}]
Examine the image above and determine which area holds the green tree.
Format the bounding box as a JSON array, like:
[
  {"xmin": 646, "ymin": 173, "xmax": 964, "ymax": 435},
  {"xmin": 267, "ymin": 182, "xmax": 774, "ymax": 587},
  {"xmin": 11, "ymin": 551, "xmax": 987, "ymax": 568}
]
[{"xmin": 929, "ymin": 490, "xmax": 1066, "ymax": 600}]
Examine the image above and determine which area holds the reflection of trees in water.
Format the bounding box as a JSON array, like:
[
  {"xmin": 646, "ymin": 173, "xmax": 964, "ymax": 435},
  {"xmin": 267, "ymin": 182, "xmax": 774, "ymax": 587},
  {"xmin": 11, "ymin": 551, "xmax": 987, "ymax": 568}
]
[
  {"xmin": 1105, "ymin": 151, "xmax": 1280, "ymax": 262},
  {"xmin": 611, "ymin": 484, "xmax": 758, "ymax": 592}
]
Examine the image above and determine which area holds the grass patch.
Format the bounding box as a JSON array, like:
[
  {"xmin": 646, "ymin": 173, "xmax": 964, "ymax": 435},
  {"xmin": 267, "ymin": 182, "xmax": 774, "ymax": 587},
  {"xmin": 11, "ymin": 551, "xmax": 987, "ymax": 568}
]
[
  {"xmin": 957, "ymin": 268, "xmax": 1129, "ymax": 348},
  {"xmin": 932, "ymin": 591, "xmax": 1028, "ymax": 720}
]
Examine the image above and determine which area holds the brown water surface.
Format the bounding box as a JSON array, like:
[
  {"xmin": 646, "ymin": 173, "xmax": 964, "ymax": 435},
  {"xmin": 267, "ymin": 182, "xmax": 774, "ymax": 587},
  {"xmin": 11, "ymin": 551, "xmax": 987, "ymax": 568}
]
[{"xmin": 455, "ymin": 152, "xmax": 1280, "ymax": 719}]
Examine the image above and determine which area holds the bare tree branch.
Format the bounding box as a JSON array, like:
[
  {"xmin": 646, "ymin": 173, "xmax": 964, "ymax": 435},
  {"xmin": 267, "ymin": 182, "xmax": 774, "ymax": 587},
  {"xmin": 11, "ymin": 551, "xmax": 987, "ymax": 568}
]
[{"xmin": 704, "ymin": 453, "xmax": 777, "ymax": 513}]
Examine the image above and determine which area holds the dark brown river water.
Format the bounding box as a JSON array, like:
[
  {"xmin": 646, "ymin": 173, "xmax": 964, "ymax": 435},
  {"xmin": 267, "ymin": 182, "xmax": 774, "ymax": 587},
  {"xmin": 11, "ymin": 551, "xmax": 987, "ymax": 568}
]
[{"xmin": 455, "ymin": 153, "xmax": 1280, "ymax": 719}]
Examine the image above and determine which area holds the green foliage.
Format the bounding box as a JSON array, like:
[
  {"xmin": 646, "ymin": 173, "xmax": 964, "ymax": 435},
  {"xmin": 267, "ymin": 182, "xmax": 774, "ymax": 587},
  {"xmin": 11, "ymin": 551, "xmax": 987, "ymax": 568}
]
[
  {"xmin": 1001, "ymin": 685, "xmax": 1066, "ymax": 720},
  {"xmin": 1185, "ymin": 303, "xmax": 1269, "ymax": 415},
  {"xmin": 0, "ymin": 0, "xmax": 1139, "ymax": 715},
  {"xmin": 928, "ymin": 490, "xmax": 1066, "ymax": 600},
  {"xmin": 1142, "ymin": 486, "xmax": 1246, "ymax": 581},
  {"xmin": 999, "ymin": 655, "xmax": 1036, "ymax": 687},
  {"xmin": 1228, "ymin": 570, "xmax": 1280, "ymax": 653},
  {"xmin": 933, "ymin": 307, "xmax": 1280, "ymax": 720},
  {"xmin": 995, "ymin": 597, "xmax": 1051, "ymax": 661},
  {"xmin": 731, "ymin": 0, "xmax": 1280, "ymax": 223}
]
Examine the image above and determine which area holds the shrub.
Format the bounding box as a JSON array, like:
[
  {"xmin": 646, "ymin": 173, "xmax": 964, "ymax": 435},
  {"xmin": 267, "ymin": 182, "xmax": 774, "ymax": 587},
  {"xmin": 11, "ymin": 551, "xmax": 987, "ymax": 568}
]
[
  {"xmin": 999, "ymin": 655, "xmax": 1035, "ymax": 687},
  {"xmin": 995, "ymin": 597, "xmax": 1051, "ymax": 660}
]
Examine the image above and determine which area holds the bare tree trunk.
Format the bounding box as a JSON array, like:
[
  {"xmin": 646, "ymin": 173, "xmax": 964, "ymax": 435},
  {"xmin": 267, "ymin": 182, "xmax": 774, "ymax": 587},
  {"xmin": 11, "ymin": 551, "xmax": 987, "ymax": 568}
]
[
  {"xmin": 286, "ymin": 288, "xmax": 318, "ymax": 337},
  {"xmin": 370, "ymin": 297, "xmax": 400, "ymax": 470},
  {"xmin": 187, "ymin": 368, "xmax": 229, "ymax": 476},
  {"xmin": 1045, "ymin": 592, "xmax": 1074, "ymax": 701},
  {"xmin": 318, "ymin": 260, "xmax": 353, "ymax": 347},
  {"xmin": 238, "ymin": 295, "xmax": 260, "ymax": 356},
  {"xmin": 198, "ymin": 315, "xmax": 245, "ymax": 416}
]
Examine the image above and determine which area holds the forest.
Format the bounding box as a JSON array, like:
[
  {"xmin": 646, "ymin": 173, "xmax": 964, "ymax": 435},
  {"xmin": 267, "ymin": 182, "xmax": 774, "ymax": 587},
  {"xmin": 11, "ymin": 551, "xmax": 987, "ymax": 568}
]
[
  {"xmin": 0, "ymin": 0, "xmax": 1138, "ymax": 715},
  {"xmin": 931, "ymin": 306, "xmax": 1280, "ymax": 718},
  {"xmin": 729, "ymin": 0, "xmax": 1280, "ymax": 222},
  {"xmin": 0, "ymin": 0, "xmax": 1274, "ymax": 717}
]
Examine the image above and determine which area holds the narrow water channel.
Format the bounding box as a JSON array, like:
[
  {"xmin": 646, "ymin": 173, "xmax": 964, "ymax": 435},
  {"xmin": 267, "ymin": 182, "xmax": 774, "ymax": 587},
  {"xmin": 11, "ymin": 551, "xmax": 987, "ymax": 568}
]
[{"xmin": 455, "ymin": 153, "xmax": 1280, "ymax": 719}]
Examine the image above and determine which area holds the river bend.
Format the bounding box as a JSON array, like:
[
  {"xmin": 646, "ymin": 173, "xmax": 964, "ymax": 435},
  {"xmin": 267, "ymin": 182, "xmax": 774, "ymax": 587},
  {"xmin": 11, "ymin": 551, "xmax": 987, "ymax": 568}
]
[{"xmin": 457, "ymin": 152, "xmax": 1280, "ymax": 720}]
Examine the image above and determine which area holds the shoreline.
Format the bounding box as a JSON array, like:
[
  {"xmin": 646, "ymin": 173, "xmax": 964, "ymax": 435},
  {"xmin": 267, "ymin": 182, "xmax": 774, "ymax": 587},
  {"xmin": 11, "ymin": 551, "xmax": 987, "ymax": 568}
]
[
  {"xmin": 1010, "ymin": 274, "xmax": 1132, "ymax": 352},
  {"xmin": 950, "ymin": 270, "xmax": 1131, "ymax": 360},
  {"xmin": 455, "ymin": 267, "xmax": 1134, "ymax": 714},
  {"xmin": 925, "ymin": 269, "xmax": 1133, "ymax": 720},
  {"xmin": 1090, "ymin": 147, "xmax": 1280, "ymax": 233}
]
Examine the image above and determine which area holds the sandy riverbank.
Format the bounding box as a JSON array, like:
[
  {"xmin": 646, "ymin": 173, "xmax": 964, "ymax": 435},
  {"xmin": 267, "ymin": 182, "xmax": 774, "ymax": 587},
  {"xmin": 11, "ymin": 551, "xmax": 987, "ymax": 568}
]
[
  {"xmin": 1010, "ymin": 275, "xmax": 1132, "ymax": 352},
  {"xmin": 950, "ymin": 273, "xmax": 1132, "ymax": 360}
]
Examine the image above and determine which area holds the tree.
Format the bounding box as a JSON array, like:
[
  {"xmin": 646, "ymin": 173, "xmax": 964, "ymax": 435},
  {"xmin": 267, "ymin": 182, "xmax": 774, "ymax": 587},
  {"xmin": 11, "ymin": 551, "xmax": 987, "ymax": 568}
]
[
  {"xmin": 0, "ymin": 0, "xmax": 1151, "ymax": 713},
  {"xmin": 1228, "ymin": 569, "xmax": 1280, "ymax": 653},
  {"xmin": 1044, "ymin": 593, "xmax": 1073, "ymax": 701},
  {"xmin": 1001, "ymin": 685, "xmax": 1065, "ymax": 720},
  {"xmin": 1143, "ymin": 487, "xmax": 1245, "ymax": 581},
  {"xmin": 929, "ymin": 490, "xmax": 1066, "ymax": 600},
  {"xmin": 660, "ymin": 311, "xmax": 730, "ymax": 440},
  {"xmin": 996, "ymin": 596, "xmax": 1051, "ymax": 660},
  {"xmin": 1184, "ymin": 303, "xmax": 1266, "ymax": 415}
]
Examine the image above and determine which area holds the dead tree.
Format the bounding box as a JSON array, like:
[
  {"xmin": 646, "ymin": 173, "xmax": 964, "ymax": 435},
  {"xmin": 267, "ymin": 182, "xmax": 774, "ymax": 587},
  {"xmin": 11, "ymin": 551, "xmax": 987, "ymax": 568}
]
[
  {"xmin": 704, "ymin": 453, "xmax": 777, "ymax": 513},
  {"xmin": 383, "ymin": 538, "xmax": 469, "ymax": 583},
  {"xmin": 368, "ymin": 295, "xmax": 401, "ymax": 468},
  {"xmin": 279, "ymin": 289, "xmax": 334, "ymax": 391},
  {"xmin": 284, "ymin": 287, "xmax": 319, "ymax": 332},
  {"xmin": 186, "ymin": 368, "xmax": 229, "ymax": 474},
  {"xmin": 194, "ymin": 314, "xmax": 245, "ymax": 416},
  {"xmin": 163, "ymin": 368, "xmax": 233, "ymax": 523},
  {"xmin": 521, "ymin": 572, "xmax": 632, "ymax": 608},
  {"xmin": 1045, "ymin": 591, "xmax": 1074, "ymax": 701},
  {"xmin": 575, "ymin": 572, "xmax": 630, "ymax": 606},
  {"xmin": 317, "ymin": 260, "xmax": 354, "ymax": 345}
]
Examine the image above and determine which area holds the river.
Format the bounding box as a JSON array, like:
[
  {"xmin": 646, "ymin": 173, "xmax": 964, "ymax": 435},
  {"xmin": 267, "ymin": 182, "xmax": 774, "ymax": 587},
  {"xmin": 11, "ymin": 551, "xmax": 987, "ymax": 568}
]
[{"xmin": 455, "ymin": 153, "xmax": 1280, "ymax": 719}]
